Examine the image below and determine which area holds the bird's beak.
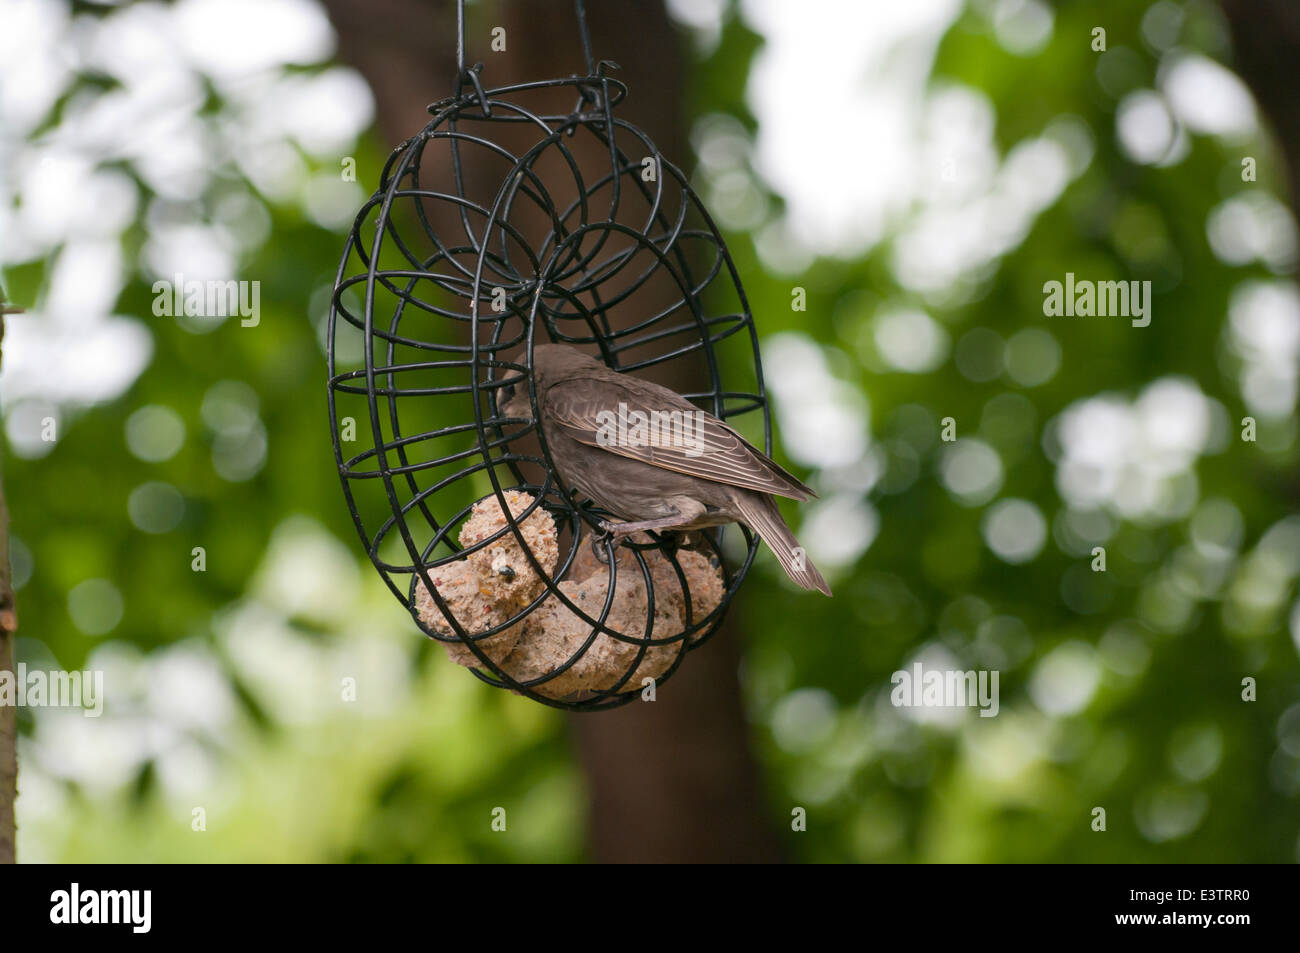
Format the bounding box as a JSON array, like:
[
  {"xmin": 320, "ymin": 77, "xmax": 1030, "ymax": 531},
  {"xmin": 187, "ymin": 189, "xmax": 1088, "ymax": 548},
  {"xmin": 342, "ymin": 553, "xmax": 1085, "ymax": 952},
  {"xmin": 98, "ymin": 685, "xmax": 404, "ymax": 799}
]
[{"xmin": 498, "ymin": 374, "xmax": 529, "ymax": 418}]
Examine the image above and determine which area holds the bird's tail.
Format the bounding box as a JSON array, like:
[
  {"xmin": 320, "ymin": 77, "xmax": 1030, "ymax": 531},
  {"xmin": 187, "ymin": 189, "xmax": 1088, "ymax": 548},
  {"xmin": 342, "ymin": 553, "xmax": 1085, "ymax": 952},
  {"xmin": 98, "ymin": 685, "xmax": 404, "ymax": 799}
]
[{"xmin": 731, "ymin": 492, "xmax": 831, "ymax": 596}]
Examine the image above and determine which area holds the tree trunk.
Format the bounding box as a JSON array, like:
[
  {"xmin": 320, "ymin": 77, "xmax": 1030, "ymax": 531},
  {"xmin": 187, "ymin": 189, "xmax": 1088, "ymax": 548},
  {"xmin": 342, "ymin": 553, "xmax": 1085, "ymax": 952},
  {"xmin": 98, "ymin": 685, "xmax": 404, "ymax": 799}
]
[
  {"xmin": 1219, "ymin": 0, "xmax": 1300, "ymax": 222},
  {"xmin": 319, "ymin": 0, "xmax": 781, "ymax": 862},
  {"xmin": 0, "ymin": 304, "xmax": 20, "ymax": 865}
]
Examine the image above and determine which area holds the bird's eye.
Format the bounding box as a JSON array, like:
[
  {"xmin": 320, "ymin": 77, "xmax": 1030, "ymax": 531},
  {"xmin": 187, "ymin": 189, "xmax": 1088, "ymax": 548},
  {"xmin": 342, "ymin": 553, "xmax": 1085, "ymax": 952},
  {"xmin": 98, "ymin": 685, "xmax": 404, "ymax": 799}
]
[{"xmin": 501, "ymin": 383, "xmax": 515, "ymax": 401}]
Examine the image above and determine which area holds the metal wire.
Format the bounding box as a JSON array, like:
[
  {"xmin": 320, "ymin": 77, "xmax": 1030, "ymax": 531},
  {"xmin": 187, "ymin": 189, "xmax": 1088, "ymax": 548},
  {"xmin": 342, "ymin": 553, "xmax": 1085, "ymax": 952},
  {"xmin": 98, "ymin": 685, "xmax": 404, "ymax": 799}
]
[{"xmin": 326, "ymin": 3, "xmax": 773, "ymax": 710}]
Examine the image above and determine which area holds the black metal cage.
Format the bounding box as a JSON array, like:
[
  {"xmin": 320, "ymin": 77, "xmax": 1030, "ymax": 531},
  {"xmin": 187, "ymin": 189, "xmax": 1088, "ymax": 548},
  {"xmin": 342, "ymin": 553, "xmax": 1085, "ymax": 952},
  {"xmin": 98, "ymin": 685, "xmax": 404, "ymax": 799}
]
[{"xmin": 325, "ymin": 1, "xmax": 774, "ymax": 710}]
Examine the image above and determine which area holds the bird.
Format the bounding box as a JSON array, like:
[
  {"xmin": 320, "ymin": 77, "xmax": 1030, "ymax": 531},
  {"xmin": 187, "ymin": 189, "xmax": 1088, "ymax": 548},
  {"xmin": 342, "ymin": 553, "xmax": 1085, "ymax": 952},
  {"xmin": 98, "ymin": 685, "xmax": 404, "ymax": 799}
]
[{"xmin": 498, "ymin": 343, "xmax": 831, "ymax": 595}]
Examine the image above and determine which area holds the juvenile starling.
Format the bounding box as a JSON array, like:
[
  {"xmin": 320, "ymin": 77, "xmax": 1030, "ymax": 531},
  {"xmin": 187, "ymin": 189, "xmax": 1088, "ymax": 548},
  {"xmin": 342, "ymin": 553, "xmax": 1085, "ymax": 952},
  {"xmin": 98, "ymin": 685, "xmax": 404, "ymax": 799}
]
[{"xmin": 499, "ymin": 343, "xmax": 831, "ymax": 596}]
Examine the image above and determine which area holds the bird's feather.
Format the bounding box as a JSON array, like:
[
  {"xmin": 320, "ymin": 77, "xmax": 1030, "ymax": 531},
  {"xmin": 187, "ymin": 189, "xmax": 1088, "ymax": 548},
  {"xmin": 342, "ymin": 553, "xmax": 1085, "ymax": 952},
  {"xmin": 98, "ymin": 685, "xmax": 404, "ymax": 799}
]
[
  {"xmin": 541, "ymin": 373, "xmax": 815, "ymax": 501},
  {"xmin": 730, "ymin": 491, "xmax": 831, "ymax": 595}
]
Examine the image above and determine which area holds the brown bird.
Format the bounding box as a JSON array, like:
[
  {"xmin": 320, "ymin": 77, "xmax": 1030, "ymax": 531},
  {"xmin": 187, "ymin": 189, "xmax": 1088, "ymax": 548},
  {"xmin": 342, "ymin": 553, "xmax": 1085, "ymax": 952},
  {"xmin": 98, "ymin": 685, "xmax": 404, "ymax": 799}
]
[{"xmin": 499, "ymin": 343, "xmax": 831, "ymax": 595}]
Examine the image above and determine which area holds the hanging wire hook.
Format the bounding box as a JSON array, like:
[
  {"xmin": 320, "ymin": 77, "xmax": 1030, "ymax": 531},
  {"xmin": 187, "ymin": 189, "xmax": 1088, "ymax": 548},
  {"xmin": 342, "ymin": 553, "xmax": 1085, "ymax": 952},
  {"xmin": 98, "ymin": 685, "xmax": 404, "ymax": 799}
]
[
  {"xmin": 452, "ymin": 0, "xmax": 597, "ymax": 121},
  {"xmin": 566, "ymin": 0, "xmax": 609, "ymax": 133},
  {"xmin": 464, "ymin": 62, "xmax": 492, "ymax": 116},
  {"xmin": 574, "ymin": 0, "xmax": 596, "ymax": 77},
  {"xmin": 451, "ymin": 0, "xmax": 491, "ymax": 115},
  {"xmin": 455, "ymin": 0, "xmax": 466, "ymax": 76}
]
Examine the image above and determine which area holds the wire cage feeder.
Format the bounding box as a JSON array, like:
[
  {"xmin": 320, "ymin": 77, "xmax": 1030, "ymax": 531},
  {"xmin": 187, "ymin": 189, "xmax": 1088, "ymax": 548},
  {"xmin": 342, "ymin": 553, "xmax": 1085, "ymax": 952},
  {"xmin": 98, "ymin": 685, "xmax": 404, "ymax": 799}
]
[{"xmin": 326, "ymin": 0, "xmax": 774, "ymax": 710}]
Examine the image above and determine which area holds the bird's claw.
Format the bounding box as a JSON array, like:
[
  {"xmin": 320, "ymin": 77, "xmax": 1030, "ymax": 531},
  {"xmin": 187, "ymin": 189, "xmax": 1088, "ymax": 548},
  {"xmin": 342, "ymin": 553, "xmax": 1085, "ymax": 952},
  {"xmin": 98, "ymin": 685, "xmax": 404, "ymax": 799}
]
[{"xmin": 589, "ymin": 524, "xmax": 616, "ymax": 564}]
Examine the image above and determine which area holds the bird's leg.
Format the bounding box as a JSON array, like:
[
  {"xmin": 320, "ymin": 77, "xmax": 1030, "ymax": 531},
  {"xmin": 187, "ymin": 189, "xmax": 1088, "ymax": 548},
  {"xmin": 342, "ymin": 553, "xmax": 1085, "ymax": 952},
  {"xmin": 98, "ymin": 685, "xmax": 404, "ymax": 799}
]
[
  {"xmin": 597, "ymin": 498, "xmax": 707, "ymax": 544},
  {"xmin": 598, "ymin": 515, "xmax": 692, "ymax": 537}
]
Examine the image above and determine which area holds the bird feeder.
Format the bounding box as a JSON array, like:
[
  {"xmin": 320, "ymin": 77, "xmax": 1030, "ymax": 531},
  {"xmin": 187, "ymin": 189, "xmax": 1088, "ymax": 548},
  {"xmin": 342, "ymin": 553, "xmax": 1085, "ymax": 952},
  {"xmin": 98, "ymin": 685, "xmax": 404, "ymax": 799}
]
[{"xmin": 326, "ymin": 0, "xmax": 774, "ymax": 710}]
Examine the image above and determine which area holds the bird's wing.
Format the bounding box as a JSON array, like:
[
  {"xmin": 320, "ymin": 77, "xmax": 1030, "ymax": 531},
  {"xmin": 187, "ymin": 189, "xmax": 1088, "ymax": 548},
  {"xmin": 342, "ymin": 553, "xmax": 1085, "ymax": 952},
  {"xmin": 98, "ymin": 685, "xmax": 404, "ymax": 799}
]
[{"xmin": 543, "ymin": 374, "xmax": 814, "ymax": 501}]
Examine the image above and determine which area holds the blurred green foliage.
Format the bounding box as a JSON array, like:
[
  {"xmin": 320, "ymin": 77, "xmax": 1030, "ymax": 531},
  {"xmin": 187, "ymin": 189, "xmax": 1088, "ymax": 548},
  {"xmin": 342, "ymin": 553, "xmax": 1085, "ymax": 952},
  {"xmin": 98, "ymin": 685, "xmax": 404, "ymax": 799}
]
[{"xmin": 4, "ymin": 0, "xmax": 1299, "ymax": 862}]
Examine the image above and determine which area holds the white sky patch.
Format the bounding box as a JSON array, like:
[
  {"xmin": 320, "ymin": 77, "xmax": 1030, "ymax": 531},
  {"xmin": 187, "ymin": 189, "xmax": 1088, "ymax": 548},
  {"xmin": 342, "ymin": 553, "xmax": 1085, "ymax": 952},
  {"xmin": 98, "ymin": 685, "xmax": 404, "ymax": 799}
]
[
  {"xmin": 1228, "ymin": 280, "xmax": 1300, "ymax": 419},
  {"xmin": 918, "ymin": 85, "xmax": 1000, "ymax": 206},
  {"xmin": 1207, "ymin": 192, "xmax": 1298, "ymax": 272},
  {"xmin": 989, "ymin": 0, "xmax": 1054, "ymax": 57},
  {"xmin": 1116, "ymin": 90, "xmax": 1178, "ymax": 166},
  {"xmin": 45, "ymin": 239, "xmax": 123, "ymax": 321},
  {"xmin": 278, "ymin": 68, "xmax": 376, "ymax": 157},
  {"xmin": 1114, "ymin": 47, "xmax": 1259, "ymax": 171},
  {"xmin": 1159, "ymin": 51, "xmax": 1257, "ymax": 139},
  {"xmin": 939, "ymin": 438, "xmax": 1004, "ymax": 507},
  {"xmin": 873, "ymin": 307, "xmax": 950, "ymax": 373},
  {"xmin": 0, "ymin": 0, "xmax": 73, "ymax": 136},
  {"xmin": 893, "ymin": 643, "xmax": 968, "ymax": 729},
  {"xmin": 963, "ymin": 709, "xmax": 1050, "ymax": 783},
  {"xmin": 892, "ymin": 108, "xmax": 1077, "ymax": 294},
  {"xmin": 982, "ymin": 498, "xmax": 1047, "ymax": 564},
  {"xmin": 302, "ymin": 172, "xmax": 368, "ymax": 231},
  {"xmin": 22, "ymin": 639, "xmax": 237, "ymax": 806},
  {"xmin": 801, "ymin": 493, "xmax": 879, "ymax": 569},
  {"xmin": 174, "ymin": 0, "xmax": 335, "ymax": 82},
  {"xmin": 741, "ymin": 0, "xmax": 962, "ymax": 256},
  {"xmin": 666, "ymin": 0, "xmax": 727, "ymax": 32},
  {"xmin": 1028, "ymin": 640, "xmax": 1100, "ymax": 716},
  {"xmin": 1, "ymin": 314, "xmax": 152, "ymax": 409},
  {"xmin": 763, "ymin": 331, "xmax": 877, "ymax": 565},
  {"xmin": 12, "ymin": 151, "xmax": 138, "ymax": 248},
  {"xmin": 763, "ymin": 332, "xmax": 868, "ymax": 469},
  {"xmin": 218, "ymin": 592, "xmax": 410, "ymax": 726},
  {"xmin": 666, "ymin": 0, "xmax": 727, "ymax": 54},
  {"xmin": 142, "ymin": 223, "xmax": 238, "ymax": 284},
  {"xmin": 1052, "ymin": 377, "xmax": 1219, "ymax": 520},
  {"xmin": 145, "ymin": 644, "xmax": 239, "ymax": 735},
  {"xmin": 27, "ymin": 710, "xmax": 150, "ymax": 798},
  {"xmin": 770, "ymin": 687, "xmax": 839, "ymax": 753},
  {"xmin": 0, "ymin": 233, "xmax": 152, "ymax": 436},
  {"xmin": 3, "ymin": 399, "xmax": 58, "ymax": 459},
  {"xmin": 254, "ymin": 516, "xmax": 363, "ymax": 624}
]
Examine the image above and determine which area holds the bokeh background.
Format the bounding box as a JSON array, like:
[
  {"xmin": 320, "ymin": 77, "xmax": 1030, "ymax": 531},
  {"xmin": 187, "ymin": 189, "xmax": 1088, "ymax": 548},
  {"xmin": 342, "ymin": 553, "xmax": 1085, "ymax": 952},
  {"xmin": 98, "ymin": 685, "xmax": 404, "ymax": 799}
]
[{"xmin": 2, "ymin": 0, "xmax": 1299, "ymax": 862}]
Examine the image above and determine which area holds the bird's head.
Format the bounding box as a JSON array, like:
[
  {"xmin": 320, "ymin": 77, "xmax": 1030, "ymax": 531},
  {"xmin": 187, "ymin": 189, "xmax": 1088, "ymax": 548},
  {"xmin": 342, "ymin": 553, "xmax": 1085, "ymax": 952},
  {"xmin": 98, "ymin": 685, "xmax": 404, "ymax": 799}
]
[
  {"xmin": 496, "ymin": 343, "xmax": 604, "ymax": 420},
  {"xmin": 497, "ymin": 372, "xmax": 529, "ymax": 420}
]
